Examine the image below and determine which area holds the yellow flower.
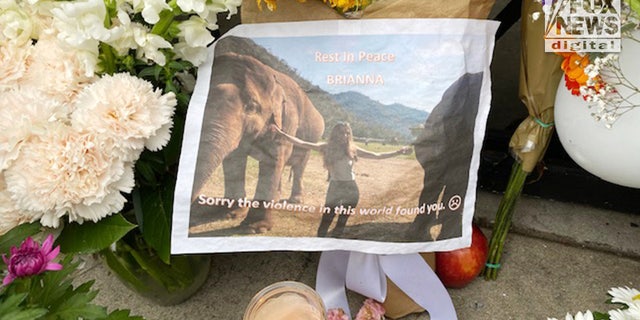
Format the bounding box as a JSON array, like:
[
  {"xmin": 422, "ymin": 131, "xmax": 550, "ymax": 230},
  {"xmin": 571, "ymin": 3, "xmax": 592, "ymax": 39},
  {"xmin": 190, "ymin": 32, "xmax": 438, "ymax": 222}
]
[
  {"xmin": 324, "ymin": 0, "xmax": 371, "ymax": 11},
  {"xmin": 257, "ymin": 0, "xmax": 371, "ymax": 12},
  {"xmin": 256, "ymin": 0, "xmax": 278, "ymax": 11}
]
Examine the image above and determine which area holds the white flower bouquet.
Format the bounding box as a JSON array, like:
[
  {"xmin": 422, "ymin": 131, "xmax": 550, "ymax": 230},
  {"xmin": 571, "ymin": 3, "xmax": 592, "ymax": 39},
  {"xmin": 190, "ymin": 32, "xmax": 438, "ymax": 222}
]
[
  {"xmin": 0, "ymin": 0, "xmax": 240, "ymax": 260},
  {"xmin": 548, "ymin": 286, "xmax": 640, "ymax": 320}
]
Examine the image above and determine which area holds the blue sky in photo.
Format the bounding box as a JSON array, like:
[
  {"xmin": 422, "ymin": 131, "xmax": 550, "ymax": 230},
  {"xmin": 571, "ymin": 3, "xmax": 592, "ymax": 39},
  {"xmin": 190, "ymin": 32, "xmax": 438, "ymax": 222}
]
[{"xmin": 252, "ymin": 34, "xmax": 467, "ymax": 112}]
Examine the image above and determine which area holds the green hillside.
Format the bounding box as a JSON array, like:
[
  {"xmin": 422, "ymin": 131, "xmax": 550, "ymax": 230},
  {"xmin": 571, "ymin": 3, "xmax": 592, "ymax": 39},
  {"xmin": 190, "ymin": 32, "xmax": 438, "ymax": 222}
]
[{"xmin": 212, "ymin": 36, "xmax": 424, "ymax": 143}]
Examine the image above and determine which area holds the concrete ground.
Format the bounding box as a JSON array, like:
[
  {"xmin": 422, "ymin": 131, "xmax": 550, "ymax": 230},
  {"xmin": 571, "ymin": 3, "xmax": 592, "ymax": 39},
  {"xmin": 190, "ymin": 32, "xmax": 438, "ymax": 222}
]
[{"xmin": 75, "ymin": 190, "xmax": 640, "ymax": 319}]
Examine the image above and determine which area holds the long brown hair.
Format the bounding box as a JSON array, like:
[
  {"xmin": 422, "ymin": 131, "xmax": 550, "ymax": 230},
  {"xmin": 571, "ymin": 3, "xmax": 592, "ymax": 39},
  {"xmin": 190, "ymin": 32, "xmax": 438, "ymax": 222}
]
[{"xmin": 322, "ymin": 122, "xmax": 357, "ymax": 171}]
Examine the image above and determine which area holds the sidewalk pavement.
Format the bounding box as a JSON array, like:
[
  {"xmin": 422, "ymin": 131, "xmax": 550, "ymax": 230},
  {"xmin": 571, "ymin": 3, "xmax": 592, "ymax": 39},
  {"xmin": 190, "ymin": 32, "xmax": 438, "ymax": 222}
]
[{"xmin": 75, "ymin": 190, "xmax": 640, "ymax": 319}]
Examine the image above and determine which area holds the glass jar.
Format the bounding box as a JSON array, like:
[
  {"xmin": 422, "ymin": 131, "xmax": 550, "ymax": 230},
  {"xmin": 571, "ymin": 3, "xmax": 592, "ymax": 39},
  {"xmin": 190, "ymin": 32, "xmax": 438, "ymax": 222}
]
[
  {"xmin": 100, "ymin": 232, "xmax": 211, "ymax": 306},
  {"xmin": 243, "ymin": 281, "xmax": 327, "ymax": 320}
]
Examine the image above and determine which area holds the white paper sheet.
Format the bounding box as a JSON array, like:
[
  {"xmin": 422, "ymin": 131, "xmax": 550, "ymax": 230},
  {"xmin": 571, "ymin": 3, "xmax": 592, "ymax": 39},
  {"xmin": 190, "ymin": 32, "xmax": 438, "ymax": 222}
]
[{"xmin": 171, "ymin": 19, "xmax": 499, "ymax": 254}]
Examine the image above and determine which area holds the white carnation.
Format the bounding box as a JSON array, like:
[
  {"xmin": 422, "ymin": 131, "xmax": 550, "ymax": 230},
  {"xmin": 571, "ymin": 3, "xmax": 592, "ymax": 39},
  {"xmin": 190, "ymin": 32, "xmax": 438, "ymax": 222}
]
[
  {"xmin": 19, "ymin": 33, "xmax": 95, "ymax": 103},
  {"xmin": 70, "ymin": 73, "xmax": 176, "ymax": 159},
  {"xmin": 0, "ymin": 175, "xmax": 39, "ymax": 236},
  {"xmin": 0, "ymin": 41, "xmax": 31, "ymax": 91},
  {"xmin": 4, "ymin": 124, "xmax": 133, "ymax": 228},
  {"xmin": 0, "ymin": 88, "xmax": 67, "ymax": 171}
]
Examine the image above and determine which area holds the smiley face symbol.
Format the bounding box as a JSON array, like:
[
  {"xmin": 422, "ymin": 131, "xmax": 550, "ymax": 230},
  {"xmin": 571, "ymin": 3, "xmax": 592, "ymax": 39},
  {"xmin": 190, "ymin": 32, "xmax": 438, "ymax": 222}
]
[{"xmin": 448, "ymin": 195, "xmax": 462, "ymax": 211}]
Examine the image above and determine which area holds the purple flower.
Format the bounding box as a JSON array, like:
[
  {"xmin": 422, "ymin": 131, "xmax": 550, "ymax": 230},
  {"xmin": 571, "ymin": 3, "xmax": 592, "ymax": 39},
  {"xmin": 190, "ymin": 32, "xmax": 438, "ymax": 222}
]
[{"xmin": 2, "ymin": 235, "xmax": 62, "ymax": 285}]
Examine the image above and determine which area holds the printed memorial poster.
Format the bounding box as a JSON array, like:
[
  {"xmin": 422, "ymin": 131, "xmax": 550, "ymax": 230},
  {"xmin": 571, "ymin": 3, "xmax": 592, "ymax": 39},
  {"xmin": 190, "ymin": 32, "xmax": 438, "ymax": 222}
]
[{"xmin": 172, "ymin": 19, "xmax": 499, "ymax": 254}]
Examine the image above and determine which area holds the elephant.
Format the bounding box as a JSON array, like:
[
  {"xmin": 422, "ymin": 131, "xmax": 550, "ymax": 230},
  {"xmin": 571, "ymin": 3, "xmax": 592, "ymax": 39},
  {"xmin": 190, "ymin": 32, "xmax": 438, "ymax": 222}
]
[
  {"xmin": 190, "ymin": 52, "xmax": 325, "ymax": 233},
  {"xmin": 410, "ymin": 72, "xmax": 483, "ymax": 241}
]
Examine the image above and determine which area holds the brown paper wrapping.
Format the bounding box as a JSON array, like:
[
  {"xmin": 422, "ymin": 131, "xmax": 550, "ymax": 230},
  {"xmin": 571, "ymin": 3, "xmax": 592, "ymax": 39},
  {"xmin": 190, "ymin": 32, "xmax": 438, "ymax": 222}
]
[
  {"xmin": 242, "ymin": 0, "xmax": 495, "ymax": 22},
  {"xmin": 240, "ymin": 0, "xmax": 494, "ymax": 317},
  {"xmin": 381, "ymin": 252, "xmax": 436, "ymax": 319},
  {"xmin": 508, "ymin": 0, "xmax": 564, "ymax": 172}
]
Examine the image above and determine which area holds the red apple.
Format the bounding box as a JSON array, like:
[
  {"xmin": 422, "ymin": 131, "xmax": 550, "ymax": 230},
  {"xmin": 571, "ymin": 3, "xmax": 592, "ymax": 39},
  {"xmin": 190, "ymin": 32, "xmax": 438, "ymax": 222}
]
[{"xmin": 435, "ymin": 224, "xmax": 488, "ymax": 288}]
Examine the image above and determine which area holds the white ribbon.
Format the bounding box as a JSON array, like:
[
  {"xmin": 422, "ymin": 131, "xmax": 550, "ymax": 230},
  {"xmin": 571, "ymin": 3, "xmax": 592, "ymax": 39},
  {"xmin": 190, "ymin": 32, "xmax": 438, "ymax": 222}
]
[{"xmin": 316, "ymin": 251, "xmax": 457, "ymax": 319}]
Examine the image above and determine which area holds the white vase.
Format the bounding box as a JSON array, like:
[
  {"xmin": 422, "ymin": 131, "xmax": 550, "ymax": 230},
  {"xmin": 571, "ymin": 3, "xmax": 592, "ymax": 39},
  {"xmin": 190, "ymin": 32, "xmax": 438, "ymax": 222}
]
[{"xmin": 554, "ymin": 32, "xmax": 640, "ymax": 188}]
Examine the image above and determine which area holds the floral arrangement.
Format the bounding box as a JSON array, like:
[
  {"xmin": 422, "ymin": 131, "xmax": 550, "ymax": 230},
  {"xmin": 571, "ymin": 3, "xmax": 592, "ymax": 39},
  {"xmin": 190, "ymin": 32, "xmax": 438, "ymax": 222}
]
[
  {"xmin": 0, "ymin": 0, "xmax": 241, "ymax": 261},
  {"xmin": 547, "ymin": 286, "xmax": 640, "ymax": 320},
  {"xmin": 549, "ymin": 0, "xmax": 640, "ymax": 127},
  {"xmin": 327, "ymin": 298, "xmax": 386, "ymax": 320},
  {"xmin": 0, "ymin": 231, "xmax": 141, "ymax": 319}
]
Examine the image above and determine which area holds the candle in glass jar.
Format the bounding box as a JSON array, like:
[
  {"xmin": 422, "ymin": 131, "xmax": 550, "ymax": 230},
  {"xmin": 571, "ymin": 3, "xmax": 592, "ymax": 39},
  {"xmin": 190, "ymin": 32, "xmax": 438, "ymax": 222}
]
[{"xmin": 244, "ymin": 281, "xmax": 326, "ymax": 320}]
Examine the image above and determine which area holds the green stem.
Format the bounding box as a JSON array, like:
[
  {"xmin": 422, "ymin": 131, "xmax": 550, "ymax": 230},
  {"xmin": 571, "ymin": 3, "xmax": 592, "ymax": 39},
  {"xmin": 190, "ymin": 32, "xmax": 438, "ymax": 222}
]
[
  {"xmin": 100, "ymin": 43, "xmax": 117, "ymax": 75},
  {"xmin": 483, "ymin": 161, "xmax": 528, "ymax": 280},
  {"xmin": 124, "ymin": 238, "xmax": 194, "ymax": 291},
  {"xmin": 150, "ymin": 9, "xmax": 176, "ymax": 37}
]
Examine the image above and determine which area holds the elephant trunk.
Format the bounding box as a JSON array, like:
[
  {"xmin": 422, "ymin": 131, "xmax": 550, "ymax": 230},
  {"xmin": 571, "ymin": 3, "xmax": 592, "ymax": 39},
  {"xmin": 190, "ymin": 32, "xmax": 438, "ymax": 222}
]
[{"xmin": 191, "ymin": 115, "xmax": 243, "ymax": 202}]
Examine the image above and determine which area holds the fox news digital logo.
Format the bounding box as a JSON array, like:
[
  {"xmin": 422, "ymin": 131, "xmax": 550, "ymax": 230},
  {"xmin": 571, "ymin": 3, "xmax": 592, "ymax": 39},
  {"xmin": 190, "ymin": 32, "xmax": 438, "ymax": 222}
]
[{"xmin": 544, "ymin": 0, "xmax": 621, "ymax": 52}]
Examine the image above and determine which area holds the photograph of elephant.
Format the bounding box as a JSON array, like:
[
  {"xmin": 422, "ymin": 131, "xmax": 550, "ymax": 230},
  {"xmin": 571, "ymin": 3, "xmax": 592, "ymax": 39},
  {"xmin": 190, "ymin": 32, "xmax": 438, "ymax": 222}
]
[{"xmin": 184, "ymin": 31, "xmax": 489, "ymax": 245}]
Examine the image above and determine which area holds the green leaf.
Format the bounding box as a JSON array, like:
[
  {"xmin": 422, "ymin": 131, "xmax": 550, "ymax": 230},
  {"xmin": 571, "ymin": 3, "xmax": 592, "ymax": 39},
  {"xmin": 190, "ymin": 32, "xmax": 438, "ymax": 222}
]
[
  {"xmin": 57, "ymin": 215, "xmax": 136, "ymax": 254},
  {"xmin": 50, "ymin": 291, "xmax": 107, "ymax": 320},
  {"xmin": 162, "ymin": 113, "xmax": 185, "ymax": 167},
  {"xmin": 104, "ymin": 309, "xmax": 145, "ymax": 320},
  {"xmin": 621, "ymin": 22, "xmax": 638, "ymax": 33},
  {"xmin": 164, "ymin": 78, "xmax": 178, "ymax": 94},
  {"xmin": 0, "ymin": 308, "xmax": 48, "ymax": 320},
  {"xmin": 592, "ymin": 311, "xmax": 610, "ymax": 320},
  {"xmin": 0, "ymin": 293, "xmax": 28, "ymax": 315},
  {"xmin": 0, "ymin": 222, "xmax": 42, "ymax": 257},
  {"xmin": 135, "ymin": 160, "xmax": 157, "ymax": 185},
  {"xmin": 137, "ymin": 66, "xmax": 159, "ymax": 80},
  {"xmin": 28, "ymin": 256, "xmax": 77, "ymax": 307},
  {"xmin": 139, "ymin": 185, "xmax": 173, "ymax": 264},
  {"xmin": 167, "ymin": 61, "xmax": 188, "ymax": 72},
  {"xmin": 627, "ymin": 0, "xmax": 640, "ymax": 16},
  {"xmin": 36, "ymin": 256, "xmax": 109, "ymax": 319}
]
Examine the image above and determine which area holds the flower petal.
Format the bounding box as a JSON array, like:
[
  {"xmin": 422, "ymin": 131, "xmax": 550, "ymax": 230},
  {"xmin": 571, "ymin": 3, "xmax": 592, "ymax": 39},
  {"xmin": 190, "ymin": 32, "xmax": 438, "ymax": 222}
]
[
  {"xmin": 44, "ymin": 262, "xmax": 63, "ymax": 271},
  {"xmin": 45, "ymin": 243, "xmax": 60, "ymax": 262},
  {"xmin": 41, "ymin": 234, "xmax": 55, "ymax": 254},
  {"xmin": 2, "ymin": 274, "xmax": 15, "ymax": 286}
]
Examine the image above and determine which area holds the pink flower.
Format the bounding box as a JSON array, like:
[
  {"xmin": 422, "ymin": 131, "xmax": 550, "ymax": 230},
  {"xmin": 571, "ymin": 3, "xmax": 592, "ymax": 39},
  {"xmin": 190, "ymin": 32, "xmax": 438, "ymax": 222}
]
[
  {"xmin": 2, "ymin": 235, "xmax": 62, "ymax": 285},
  {"xmin": 355, "ymin": 298, "xmax": 386, "ymax": 320},
  {"xmin": 327, "ymin": 308, "xmax": 349, "ymax": 320}
]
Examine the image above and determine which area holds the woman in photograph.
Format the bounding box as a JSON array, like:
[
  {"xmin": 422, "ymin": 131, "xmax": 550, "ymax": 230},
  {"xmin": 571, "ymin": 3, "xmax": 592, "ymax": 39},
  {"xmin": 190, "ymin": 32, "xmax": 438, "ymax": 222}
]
[{"xmin": 271, "ymin": 122, "xmax": 412, "ymax": 237}]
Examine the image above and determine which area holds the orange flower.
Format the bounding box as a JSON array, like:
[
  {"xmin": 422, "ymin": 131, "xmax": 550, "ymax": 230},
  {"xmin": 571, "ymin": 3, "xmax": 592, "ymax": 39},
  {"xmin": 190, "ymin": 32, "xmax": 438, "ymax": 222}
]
[
  {"xmin": 560, "ymin": 52, "xmax": 590, "ymax": 86},
  {"xmin": 557, "ymin": 52, "xmax": 604, "ymax": 98}
]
